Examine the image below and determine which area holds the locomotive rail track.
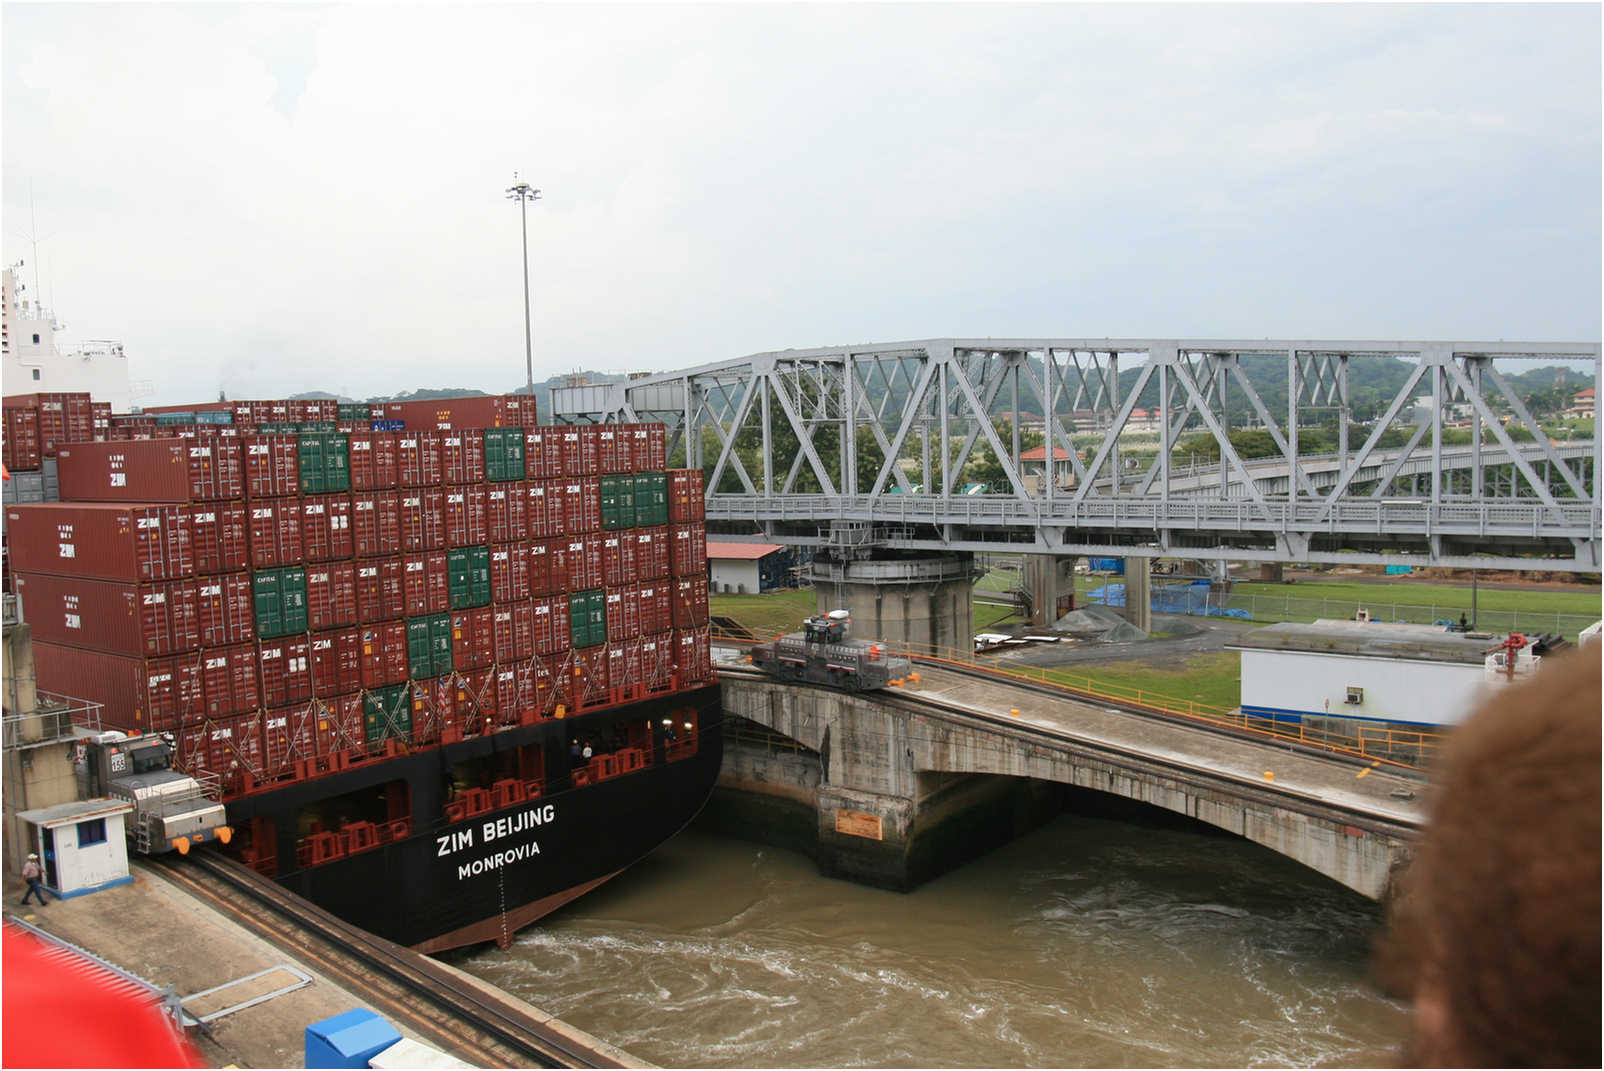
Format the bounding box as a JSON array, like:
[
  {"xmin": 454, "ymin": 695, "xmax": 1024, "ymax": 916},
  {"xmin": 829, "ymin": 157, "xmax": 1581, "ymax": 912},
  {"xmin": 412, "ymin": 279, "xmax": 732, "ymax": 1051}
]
[{"xmin": 144, "ymin": 852, "xmax": 632, "ymax": 1069}]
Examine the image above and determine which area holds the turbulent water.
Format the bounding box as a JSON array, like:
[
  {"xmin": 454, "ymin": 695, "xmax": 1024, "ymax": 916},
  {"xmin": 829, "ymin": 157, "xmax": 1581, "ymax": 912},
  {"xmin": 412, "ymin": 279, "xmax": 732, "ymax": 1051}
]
[{"xmin": 452, "ymin": 814, "xmax": 1410, "ymax": 1067}]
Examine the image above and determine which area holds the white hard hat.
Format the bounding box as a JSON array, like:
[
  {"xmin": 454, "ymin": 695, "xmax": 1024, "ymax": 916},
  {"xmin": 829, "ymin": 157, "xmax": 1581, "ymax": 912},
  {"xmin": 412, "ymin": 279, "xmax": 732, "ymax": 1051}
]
[{"xmin": 28, "ymin": 853, "xmax": 37, "ymax": 859}]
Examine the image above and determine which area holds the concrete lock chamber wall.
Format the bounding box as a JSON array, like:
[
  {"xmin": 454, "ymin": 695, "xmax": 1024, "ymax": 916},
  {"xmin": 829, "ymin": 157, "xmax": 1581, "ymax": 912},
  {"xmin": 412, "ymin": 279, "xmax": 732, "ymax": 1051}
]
[{"xmin": 809, "ymin": 552, "xmax": 975, "ymax": 654}]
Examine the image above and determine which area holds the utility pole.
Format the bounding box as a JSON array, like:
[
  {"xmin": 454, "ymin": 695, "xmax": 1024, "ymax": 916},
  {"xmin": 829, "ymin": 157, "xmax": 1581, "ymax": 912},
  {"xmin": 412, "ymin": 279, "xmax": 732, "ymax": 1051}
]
[{"xmin": 505, "ymin": 174, "xmax": 541, "ymax": 398}]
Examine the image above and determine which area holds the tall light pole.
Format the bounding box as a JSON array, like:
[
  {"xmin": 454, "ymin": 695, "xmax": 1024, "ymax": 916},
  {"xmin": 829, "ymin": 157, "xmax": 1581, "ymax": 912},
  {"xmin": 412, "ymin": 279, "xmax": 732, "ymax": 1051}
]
[{"xmin": 506, "ymin": 173, "xmax": 541, "ymax": 398}]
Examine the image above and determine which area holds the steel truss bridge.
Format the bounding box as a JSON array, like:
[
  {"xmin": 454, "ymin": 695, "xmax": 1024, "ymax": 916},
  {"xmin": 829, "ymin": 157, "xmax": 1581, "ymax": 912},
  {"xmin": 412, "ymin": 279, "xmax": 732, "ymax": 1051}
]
[{"xmin": 553, "ymin": 339, "xmax": 1601, "ymax": 572}]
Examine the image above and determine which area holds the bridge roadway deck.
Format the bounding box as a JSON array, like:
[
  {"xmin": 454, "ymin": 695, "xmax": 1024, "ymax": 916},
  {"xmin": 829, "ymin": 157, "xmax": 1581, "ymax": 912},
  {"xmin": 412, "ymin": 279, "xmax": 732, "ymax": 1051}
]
[{"xmin": 901, "ymin": 663, "xmax": 1426, "ymax": 830}]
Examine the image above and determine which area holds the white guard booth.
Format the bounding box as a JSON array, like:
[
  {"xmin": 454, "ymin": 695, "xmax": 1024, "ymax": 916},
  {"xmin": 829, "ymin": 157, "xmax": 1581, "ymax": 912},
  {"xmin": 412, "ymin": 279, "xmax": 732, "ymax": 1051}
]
[{"xmin": 16, "ymin": 798, "xmax": 136, "ymax": 899}]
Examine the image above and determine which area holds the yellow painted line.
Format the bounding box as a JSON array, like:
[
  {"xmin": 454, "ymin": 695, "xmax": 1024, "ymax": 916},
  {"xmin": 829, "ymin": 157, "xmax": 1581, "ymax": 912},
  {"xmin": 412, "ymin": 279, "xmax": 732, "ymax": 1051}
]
[{"xmin": 1356, "ymin": 760, "xmax": 1381, "ymax": 779}]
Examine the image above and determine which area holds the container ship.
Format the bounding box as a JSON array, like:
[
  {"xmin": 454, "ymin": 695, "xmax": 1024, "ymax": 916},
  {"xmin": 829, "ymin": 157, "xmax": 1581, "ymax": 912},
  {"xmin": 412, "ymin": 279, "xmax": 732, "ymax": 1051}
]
[{"xmin": 3, "ymin": 390, "xmax": 718, "ymax": 952}]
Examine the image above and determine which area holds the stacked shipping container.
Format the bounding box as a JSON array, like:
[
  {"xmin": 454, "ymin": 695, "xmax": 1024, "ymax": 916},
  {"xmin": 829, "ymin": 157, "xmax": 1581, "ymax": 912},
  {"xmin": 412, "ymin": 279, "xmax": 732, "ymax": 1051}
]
[{"xmin": 8, "ymin": 412, "xmax": 711, "ymax": 799}]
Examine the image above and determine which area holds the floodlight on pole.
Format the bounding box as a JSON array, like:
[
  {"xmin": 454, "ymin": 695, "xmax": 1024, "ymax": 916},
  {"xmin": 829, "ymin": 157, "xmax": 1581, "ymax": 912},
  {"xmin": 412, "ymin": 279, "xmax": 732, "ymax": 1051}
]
[{"xmin": 506, "ymin": 173, "xmax": 542, "ymax": 398}]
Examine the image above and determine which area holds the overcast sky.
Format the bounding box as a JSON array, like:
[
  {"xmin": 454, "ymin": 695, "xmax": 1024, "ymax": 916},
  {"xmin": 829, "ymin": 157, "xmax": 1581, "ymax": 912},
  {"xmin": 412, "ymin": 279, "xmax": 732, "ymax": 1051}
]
[{"xmin": 4, "ymin": 3, "xmax": 1599, "ymax": 406}]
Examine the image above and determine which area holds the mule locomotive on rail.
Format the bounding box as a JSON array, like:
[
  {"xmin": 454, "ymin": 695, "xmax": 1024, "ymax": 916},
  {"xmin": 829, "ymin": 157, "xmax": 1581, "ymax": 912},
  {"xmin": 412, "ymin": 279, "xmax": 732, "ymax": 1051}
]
[{"xmin": 750, "ymin": 610, "xmax": 914, "ymax": 691}]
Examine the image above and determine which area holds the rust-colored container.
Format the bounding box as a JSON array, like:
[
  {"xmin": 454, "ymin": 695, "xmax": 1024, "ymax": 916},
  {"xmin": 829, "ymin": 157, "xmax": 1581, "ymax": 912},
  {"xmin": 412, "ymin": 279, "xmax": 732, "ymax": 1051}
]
[
  {"xmin": 493, "ymin": 664, "xmax": 535, "ymax": 727},
  {"xmin": 668, "ymin": 469, "xmax": 706, "ymax": 522},
  {"xmin": 381, "ymin": 395, "xmax": 527, "ymax": 432},
  {"xmin": 670, "ymin": 574, "xmax": 710, "ymax": 629},
  {"xmin": 440, "ymin": 430, "xmax": 487, "ymax": 485},
  {"xmin": 601, "ymin": 532, "xmax": 637, "ymax": 589},
  {"xmin": 523, "ymin": 427, "xmax": 564, "ymax": 480},
  {"xmin": 189, "ymin": 503, "xmax": 249, "ymax": 575},
  {"xmin": 491, "ymin": 603, "xmax": 533, "ymax": 663},
  {"xmin": 524, "ymin": 480, "xmax": 561, "ymax": 539},
  {"xmin": 3, "ymin": 392, "xmax": 95, "ymax": 457},
  {"xmin": 195, "ymin": 572, "xmax": 254, "ymax": 648},
  {"xmin": 675, "ymin": 625, "xmax": 713, "ymax": 684},
  {"xmin": 258, "ymin": 635, "xmax": 312, "ymax": 708},
  {"xmin": 243, "ymin": 435, "xmax": 300, "ymax": 499},
  {"xmin": 351, "ymin": 491, "xmax": 401, "ymax": 558},
  {"xmin": 552, "ymin": 535, "xmax": 603, "ymax": 592},
  {"xmin": 411, "ymin": 675, "xmax": 457, "ymax": 742},
  {"xmin": 485, "ymin": 482, "xmax": 527, "ymax": 544},
  {"xmin": 397, "ymin": 431, "xmax": 443, "ymax": 487},
  {"xmin": 632, "ymin": 424, "xmax": 668, "ymax": 471},
  {"xmin": 56, "ymin": 439, "xmax": 244, "ymax": 503},
  {"xmin": 635, "ymin": 526, "xmax": 670, "ymax": 580},
  {"xmin": 32, "ymin": 642, "xmax": 201, "ymax": 734},
  {"xmin": 203, "ymin": 643, "xmax": 260, "ymax": 719},
  {"xmin": 398, "ymin": 489, "xmax": 446, "ymax": 552},
  {"xmin": 6, "ymin": 503, "xmax": 192, "ymax": 583},
  {"xmin": 299, "ymin": 494, "xmax": 354, "ymax": 562},
  {"xmin": 315, "ymin": 694, "xmax": 365, "ymax": 758},
  {"xmin": 556, "ymin": 426, "xmax": 593, "ymax": 477},
  {"xmin": 525, "ymin": 539, "xmax": 553, "ymax": 597},
  {"xmin": 532, "ymin": 595, "xmax": 570, "ymax": 656},
  {"xmin": 3, "ymin": 406, "xmax": 42, "ymax": 471},
  {"xmin": 452, "ymin": 665, "xmax": 497, "ymax": 734},
  {"xmin": 571, "ymin": 646, "xmax": 610, "ymax": 710},
  {"xmin": 637, "ymin": 580, "xmax": 672, "ymax": 637},
  {"xmin": 311, "ymin": 627, "xmax": 362, "ymax": 696},
  {"xmin": 174, "ymin": 712, "xmax": 265, "ymax": 796},
  {"xmin": 306, "ymin": 561, "xmax": 358, "ymax": 632},
  {"xmin": 606, "ymin": 586, "xmax": 642, "ymax": 643},
  {"xmin": 248, "ymin": 498, "xmax": 304, "ymax": 569},
  {"xmin": 640, "ymin": 634, "xmax": 674, "ymax": 693},
  {"xmin": 355, "ymin": 558, "xmax": 405, "ymax": 623},
  {"xmin": 606, "ymin": 644, "xmax": 637, "ymax": 704},
  {"xmin": 287, "ymin": 399, "xmax": 337, "ymax": 423},
  {"xmin": 490, "ymin": 542, "xmax": 531, "ymax": 603},
  {"xmin": 13, "ymin": 572, "xmax": 199, "ymax": 656},
  {"xmin": 444, "ymin": 485, "xmax": 488, "ymax": 546},
  {"xmin": 359, "ymin": 620, "xmax": 408, "ymax": 688},
  {"xmin": 669, "ymin": 523, "xmax": 707, "ymax": 577},
  {"xmin": 402, "ymin": 551, "xmax": 450, "ymax": 617},
  {"xmin": 261, "ymin": 702, "xmax": 318, "ymax": 782},
  {"xmin": 597, "ymin": 426, "xmax": 628, "ymax": 475},
  {"xmin": 451, "ymin": 606, "xmax": 495, "ymax": 671},
  {"xmin": 537, "ymin": 652, "xmax": 571, "ymax": 714},
  {"xmin": 563, "ymin": 477, "xmax": 601, "ymax": 534},
  {"xmin": 348, "ymin": 431, "xmax": 400, "ymax": 490}
]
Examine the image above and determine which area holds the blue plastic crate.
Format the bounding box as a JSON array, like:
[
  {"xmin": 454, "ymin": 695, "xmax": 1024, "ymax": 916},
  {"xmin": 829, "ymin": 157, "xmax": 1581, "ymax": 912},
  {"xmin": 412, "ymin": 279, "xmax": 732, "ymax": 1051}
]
[{"xmin": 304, "ymin": 1008, "xmax": 402, "ymax": 1069}]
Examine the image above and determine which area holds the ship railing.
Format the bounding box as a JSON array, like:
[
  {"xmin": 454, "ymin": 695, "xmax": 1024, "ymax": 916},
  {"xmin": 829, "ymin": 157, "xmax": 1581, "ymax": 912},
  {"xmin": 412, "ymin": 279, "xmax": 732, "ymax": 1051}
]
[
  {"xmin": 2, "ymin": 593, "xmax": 18, "ymax": 627},
  {"xmin": 2, "ymin": 692, "xmax": 102, "ymax": 751}
]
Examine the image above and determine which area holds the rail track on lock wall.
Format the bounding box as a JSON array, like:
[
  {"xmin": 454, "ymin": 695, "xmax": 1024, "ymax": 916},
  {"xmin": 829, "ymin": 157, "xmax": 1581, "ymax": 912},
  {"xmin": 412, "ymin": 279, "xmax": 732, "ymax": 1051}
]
[{"xmin": 142, "ymin": 851, "xmax": 631, "ymax": 1069}]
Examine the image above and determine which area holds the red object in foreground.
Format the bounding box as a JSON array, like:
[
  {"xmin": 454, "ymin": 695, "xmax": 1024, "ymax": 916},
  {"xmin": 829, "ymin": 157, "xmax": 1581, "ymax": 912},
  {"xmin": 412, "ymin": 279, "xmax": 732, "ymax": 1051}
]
[{"xmin": 3, "ymin": 925, "xmax": 206, "ymax": 1068}]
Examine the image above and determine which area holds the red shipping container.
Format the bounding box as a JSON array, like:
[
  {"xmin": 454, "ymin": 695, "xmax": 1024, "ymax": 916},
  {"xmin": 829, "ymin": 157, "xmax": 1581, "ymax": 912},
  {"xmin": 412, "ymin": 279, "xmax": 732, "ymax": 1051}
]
[
  {"xmin": 3, "ymin": 406, "xmax": 42, "ymax": 470},
  {"xmin": 523, "ymin": 427, "xmax": 564, "ymax": 480},
  {"xmin": 606, "ymin": 645, "xmax": 629, "ymax": 700},
  {"xmin": 262, "ymin": 702, "xmax": 318, "ymax": 780},
  {"xmin": 491, "ymin": 603, "xmax": 534, "ymax": 663},
  {"xmin": 189, "ymin": 503, "xmax": 249, "ymax": 575},
  {"xmin": 637, "ymin": 581, "xmax": 671, "ymax": 637},
  {"xmin": 454, "ymin": 666, "xmax": 498, "ymax": 732},
  {"xmin": 669, "ymin": 469, "xmax": 706, "ymax": 522},
  {"xmin": 13, "ymin": 572, "xmax": 198, "ymax": 656},
  {"xmin": 606, "ymin": 586, "xmax": 641, "ymax": 643},
  {"xmin": 195, "ymin": 572, "xmax": 254, "ymax": 648},
  {"xmin": 563, "ymin": 477, "xmax": 601, "ymax": 534},
  {"xmin": 669, "ymin": 524, "xmax": 707, "ymax": 578},
  {"xmin": 675, "ymin": 626, "xmax": 713, "ymax": 684},
  {"xmin": 640, "ymin": 635, "xmax": 674, "ymax": 692},
  {"xmin": 555, "ymin": 427, "xmax": 588, "ymax": 477},
  {"xmin": 351, "ymin": 491, "xmax": 401, "ymax": 558},
  {"xmin": 247, "ymin": 499, "xmax": 304, "ymax": 569},
  {"xmin": 532, "ymin": 596, "xmax": 570, "ymax": 656},
  {"xmin": 489, "ymin": 542, "xmax": 531, "ymax": 603},
  {"xmin": 259, "ymin": 400, "xmax": 291, "ymax": 425},
  {"xmin": 634, "ymin": 526, "xmax": 670, "ymax": 580},
  {"xmin": 258, "ymin": 636, "xmax": 312, "ymax": 707},
  {"xmin": 381, "ymin": 396, "xmax": 526, "ymax": 432},
  {"xmin": 444, "ymin": 485, "xmax": 488, "ymax": 546},
  {"xmin": 572, "ymin": 646, "xmax": 610, "ymax": 709},
  {"xmin": 287, "ymin": 399, "xmax": 336, "ymax": 423},
  {"xmin": 410, "ymin": 676, "xmax": 456, "ymax": 742},
  {"xmin": 316, "ymin": 694, "xmax": 366, "ymax": 757},
  {"xmin": 524, "ymin": 540, "xmax": 551, "ymax": 597},
  {"xmin": 31, "ymin": 642, "xmax": 200, "ymax": 734},
  {"xmin": 355, "ymin": 558, "xmax": 406, "ymax": 623},
  {"xmin": 494, "ymin": 664, "xmax": 536, "ymax": 726},
  {"xmin": 299, "ymin": 494, "xmax": 354, "ymax": 562},
  {"xmin": 402, "ymin": 551, "xmax": 449, "ymax": 616},
  {"xmin": 306, "ymin": 561, "xmax": 357, "ymax": 631},
  {"xmin": 632, "ymin": 424, "xmax": 667, "ymax": 471},
  {"xmin": 485, "ymin": 482, "xmax": 527, "ymax": 544},
  {"xmin": 578, "ymin": 534, "xmax": 607, "ymax": 590},
  {"xmin": 243, "ymin": 435, "xmax": 300, "ymax": 499},
  {"xmin": 6, "ymin": 502, "xmax": 192, "ymax": 583},
  {"xmin": 524, "ymin": 480, "xmax": 561, "ymax": 539},
  {"xmin": 175, "ymin": 712, "xmax": 265, "ymax": 795},
  {"xmin": 440, "ymin": 431, "xmax": 487, "ymax": 485},
  {"xmin": 5, "ymin": 392, "xmax": 95, "ymax": 456},
  {"xmin": 398, "ymin": 489, "xmax": 446, "ymax": 552},
  {"xmin": 451, "ymin": 606, "xmax": 495, "ymax": 671},
  {"xmin": 671, "ymin": 574, "xmax": 710, "ymax": 628},
  {"xmin": 348, "ymin": 431, "xmax": 399, "ymax": 490},
  {"xmin": 601, "ymin": 532, "xmax": 637, "ymax": 589},
  {"xmin": 359, "ymin": 620, "xmax": 408, "ymax": 688},
  {"xmin": 598, "ymin": 426, "xmax": 628, "ymax": 475},
  {"xmin": 202, "ymin": 643, "xmax": 260, "ymax": 718},
  {"xmin": 310, "ymin": 627, "xmax": 362, "ymax": 696},
  {"xmin": 537, "ymin": 652, "xmax": 571, "ymax": 715},
  {"xmin": 397, "ymin": 431, "xmax": 443, "ymax": 487}
]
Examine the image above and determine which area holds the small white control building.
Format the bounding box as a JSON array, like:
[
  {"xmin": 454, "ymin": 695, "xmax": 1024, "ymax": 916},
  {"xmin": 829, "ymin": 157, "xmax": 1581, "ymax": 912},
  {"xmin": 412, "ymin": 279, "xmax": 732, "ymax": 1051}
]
[{"xmin": 15, "ymin": 798, "xmax": 135, "ymax": 899}]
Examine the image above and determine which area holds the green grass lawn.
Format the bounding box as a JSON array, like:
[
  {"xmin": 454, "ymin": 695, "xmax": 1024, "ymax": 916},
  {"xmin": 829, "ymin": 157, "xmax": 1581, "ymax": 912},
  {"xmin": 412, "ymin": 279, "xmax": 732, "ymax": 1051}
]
[
  {"xmin": 1227, "ymin": 577, "xmax": 1600, "ymax": 619},
  {"xmin": 1037, "ymin": 650, "xmax": 1242, "ymax": 713}
]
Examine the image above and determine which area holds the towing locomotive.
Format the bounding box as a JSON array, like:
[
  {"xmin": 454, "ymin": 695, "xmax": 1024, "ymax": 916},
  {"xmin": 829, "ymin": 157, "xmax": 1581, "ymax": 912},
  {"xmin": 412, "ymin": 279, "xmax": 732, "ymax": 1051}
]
[
  {"xmin": 750, "ymin": 610, "xmax": 914, "ymax": 691},
  {"xmin": 76, "ymin": 731, "xmax": 232, "ymax": 856}
]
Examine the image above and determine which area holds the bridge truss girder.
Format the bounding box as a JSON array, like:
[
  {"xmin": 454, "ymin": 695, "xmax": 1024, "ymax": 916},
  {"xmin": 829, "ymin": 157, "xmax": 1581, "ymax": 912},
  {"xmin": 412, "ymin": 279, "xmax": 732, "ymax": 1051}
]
[{"xmin": 551, "ymin": 338, "xmax": 1601, "ymax": 572}]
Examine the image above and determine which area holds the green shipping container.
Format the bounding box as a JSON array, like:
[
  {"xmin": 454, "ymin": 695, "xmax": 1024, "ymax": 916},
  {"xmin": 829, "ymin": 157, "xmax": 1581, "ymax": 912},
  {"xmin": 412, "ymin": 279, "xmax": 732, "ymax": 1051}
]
[
  {"xmin": 633, "ymin": 471, "xmax": 668, "ymax": 527},
  {"xmin": 484, "ymin": 427, "xmax": 527, "ymax": 482},
  {"xmin": 297, "ymin": 433, "xmax": 351, "ymax": 494},
  {"xmin": 298, "ymin": 420, "xmax": 339, "ymax": 435},
  {"xmin": 253, "ymin": 566, "xmax": 308, "ymax": 638},
  {"xmin": 600, "ymin": 475, "xmax": 637, "ymax": 531},
  {"xmin": 568, "ymin": 589, "xmax": 606, "ymax": 648},
  {"xmin": 337, "ymin": 402, "xmax": 372, "ymax": 422},
  {"xmin": 429, "ymin": 613, "xmax": 454, "ymax": 677},
  {"xmin": 447, "ymin": 546, "xmax": 491, "ymax": 609},
  {"xmin": 364, "ymin": 684, "xmax": 412, "ymax": 744},
  {"xmin": 406, "ymin": 613, "xmax": 454, "ymax": 679},
  {"xmin": 255, "ymin": 421, "xmax": 297, "ymax": 434}
]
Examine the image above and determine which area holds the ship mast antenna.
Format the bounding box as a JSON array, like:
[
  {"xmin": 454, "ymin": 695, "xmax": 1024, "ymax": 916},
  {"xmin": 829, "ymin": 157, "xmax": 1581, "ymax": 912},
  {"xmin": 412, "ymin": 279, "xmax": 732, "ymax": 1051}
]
[{"xmin": 505, "ymin": 173, "xmax": 542, "ymax": 400}]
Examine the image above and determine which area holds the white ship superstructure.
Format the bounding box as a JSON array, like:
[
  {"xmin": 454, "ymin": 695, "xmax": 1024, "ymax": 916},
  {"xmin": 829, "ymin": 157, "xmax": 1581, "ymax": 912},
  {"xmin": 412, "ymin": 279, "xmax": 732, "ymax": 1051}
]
[{"xmin": 2, "ymin": 266, "xmax": 141, "ymax": 411}]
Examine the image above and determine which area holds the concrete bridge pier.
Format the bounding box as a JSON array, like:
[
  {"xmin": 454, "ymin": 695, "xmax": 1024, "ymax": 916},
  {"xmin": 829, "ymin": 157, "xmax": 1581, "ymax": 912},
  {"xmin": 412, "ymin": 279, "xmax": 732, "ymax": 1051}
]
[
  {"xmin": 1022, "ymin": 554, "xmax": 1077, "ymax": 628},
  {"xmin": 1122, "ymin": 558, "xmax": 1152, "ymax": 633},
  {"xmin": 810, "ymin": 552, "xmax": 976, "ymax": 655}
]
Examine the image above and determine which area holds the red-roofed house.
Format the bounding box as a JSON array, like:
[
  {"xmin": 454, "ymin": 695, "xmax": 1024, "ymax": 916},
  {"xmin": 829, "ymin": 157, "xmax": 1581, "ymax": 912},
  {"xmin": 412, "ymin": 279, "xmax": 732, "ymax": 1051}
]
[
  {"xmin": 1019, "ymin": 444, "xmax": 1076, "ymax": 489},
  {"xmin": 1564, "ymin": 388, "xmax": 1595, "ymax": 420},
  {"xmin": 707, "ymin": 541, "xmax": 791, "ymax": 593}
]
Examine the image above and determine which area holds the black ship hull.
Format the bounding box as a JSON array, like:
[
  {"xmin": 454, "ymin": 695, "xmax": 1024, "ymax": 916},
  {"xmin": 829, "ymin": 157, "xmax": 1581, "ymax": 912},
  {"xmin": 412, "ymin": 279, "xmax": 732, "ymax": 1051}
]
[{"xmin": 221, "ymin": 683, "xmax": 722, "ymax": 951}]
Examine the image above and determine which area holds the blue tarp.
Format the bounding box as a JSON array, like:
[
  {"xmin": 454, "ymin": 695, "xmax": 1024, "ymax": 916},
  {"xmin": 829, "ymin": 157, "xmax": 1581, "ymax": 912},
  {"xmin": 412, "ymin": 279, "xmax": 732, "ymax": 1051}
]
[{"xmin": 1085, "ymin": 581, "xmax": 1253, "ymax": 620}]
